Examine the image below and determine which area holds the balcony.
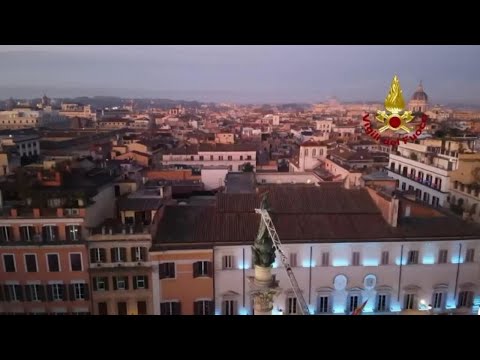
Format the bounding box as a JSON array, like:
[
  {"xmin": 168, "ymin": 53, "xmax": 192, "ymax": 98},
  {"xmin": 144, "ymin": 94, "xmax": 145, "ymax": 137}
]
[
  {"xmin": 390, "ymin": 153, "xmax": 454, "ymax": 173},
  {"xmin": 387, "ymin": 167, "xmax": 447, "ymax": 193},
  {"xmin": 89, "ymin": 223, "xmax": 151, "ymax": 236}
]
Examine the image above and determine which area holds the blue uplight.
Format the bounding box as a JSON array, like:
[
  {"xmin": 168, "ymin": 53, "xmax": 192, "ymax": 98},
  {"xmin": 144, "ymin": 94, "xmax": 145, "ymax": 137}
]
[
  {"xmin": 332, "ymin": 259, "xmax": 349, "ymax": 267},
  {"xmin": 362, "ymin": 259, "xmax": 379, "ymax": 267},
  {"xmin": 422, "ymin": 255, "xmax": 435, "ymax": 265},
  {"xmin": 302, "ymin": 260, "xmax": 316, "ymax": 268},
  {"xmin": 239, "ymin": 308, "xmax": 248, "ymax": 315},
  {"xmin": 451, "ymin": 256, "xmax": 463, "ymax": 264},
  {"xmin": 390, "ymin": 304, "xmax": 401, "ymax": 312},
  {"xmin": 238, "ymin": 262, "xmax": 250, "ymax": 270},
  {"xmin": 446, "ymin": 300, "xmax": 456, "ymax": 309}
]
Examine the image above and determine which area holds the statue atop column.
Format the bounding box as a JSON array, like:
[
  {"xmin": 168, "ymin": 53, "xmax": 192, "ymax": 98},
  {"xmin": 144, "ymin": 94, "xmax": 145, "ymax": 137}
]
[
  {"xmin": 249, "ymin": 191, "xmax": 281, "ymax": 315},
  {"xmin": 252, "ymin": 192, "xmax": 276, "ymax": 268}
]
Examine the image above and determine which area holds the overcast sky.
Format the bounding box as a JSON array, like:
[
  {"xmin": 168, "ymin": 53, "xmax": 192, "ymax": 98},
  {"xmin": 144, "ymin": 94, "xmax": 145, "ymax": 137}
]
[{"xmin": 1, "ymin": 45, "xmax": 479, "ymax": 104}]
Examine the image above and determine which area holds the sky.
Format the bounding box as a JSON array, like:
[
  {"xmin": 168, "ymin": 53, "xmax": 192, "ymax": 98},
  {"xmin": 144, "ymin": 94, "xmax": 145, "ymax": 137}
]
[{"xmin": 0, "ymin": 45, "xmax": 479, "ymax": 104}]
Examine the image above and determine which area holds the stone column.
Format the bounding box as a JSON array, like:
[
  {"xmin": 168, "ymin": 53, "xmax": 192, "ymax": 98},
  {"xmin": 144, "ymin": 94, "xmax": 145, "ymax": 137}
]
[{"xmin": 249, "ymin": 265, "xmax": 281, "ymax": 315}]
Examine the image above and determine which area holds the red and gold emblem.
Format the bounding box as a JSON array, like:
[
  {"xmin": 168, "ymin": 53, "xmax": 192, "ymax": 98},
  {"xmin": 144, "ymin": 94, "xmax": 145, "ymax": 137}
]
[{"xmin": 376, "ymin": 75, "xmax": 414, "ymax": 133}]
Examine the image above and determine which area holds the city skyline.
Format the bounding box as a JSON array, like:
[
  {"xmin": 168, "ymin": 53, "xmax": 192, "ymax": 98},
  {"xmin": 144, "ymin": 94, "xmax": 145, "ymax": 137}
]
[{"xmin": 1, "ymin": 45, "xmax": 480, "ymax": 105}]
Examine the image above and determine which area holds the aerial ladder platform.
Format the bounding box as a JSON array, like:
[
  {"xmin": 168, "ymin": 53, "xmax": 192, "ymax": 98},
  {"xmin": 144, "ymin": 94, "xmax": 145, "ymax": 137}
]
[{"xmin": 255, "ymin": 208, "xmax": 311, "ymax": 315}]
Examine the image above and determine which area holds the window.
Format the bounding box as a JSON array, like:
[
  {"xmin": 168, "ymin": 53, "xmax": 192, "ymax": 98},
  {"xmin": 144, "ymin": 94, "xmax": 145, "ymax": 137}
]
[
  {"xmin": 20, "ymin": 226, "xmax": 34, "ymax": 242},
  {"xmin": 0, "ymin": 226, "xmax": 12, "ymax": 242},
  {"xmin": 407, "ymin": 250, "xmax": 419, "ymax": 265},
  {"xmin": 465, "ymin": 248, "xmax": 475, "ymax": 263},
  {"xmin": 137, "ymin": 301, "xmax": 147, "ymax": 315},
  {"xmin": 193, "ymin": 261, "xmax": 213, "ymax": 278},
  {"xmin": 133, "ymin": 276, "xmax": 148, "ymax": 289},
  {"xmin": 223, "ymin": 299, "xmax": 238, "ymax": 315},
  {"xmin": 222, "ymin": 255, "xmax": 234, "ymax": 270},
  {"xmin": 312, "ymin": 148, "xmax": 316, "ymax": 157},
  {"xmin": 42, "ymin": 225, "xmax": 58, "ymax": 242},
  {"xmin": 3, "ymin": 254, "xmax": 16, "ymax": 272},
  {"xmin": 321, "ymin": 252, "xmax": 329, "ymax": 267},
  {"xmin": 98, "ymin": 302, "xmax": 108, "ymax": 315},
  {"xmin": 194, "ymin": 300, "xmax": 214, "ymax": 315},
  {"xmin": 347, "ymin": 295, "xmax": 359, "ymax": 314},
  {"xmin": 49, "ymin": 283, "xmax": 65, "ymax": 301},
  {"xmin": 199, "ymin": 155, "xmax": 204, "ymax": 161},
  {"xmin": 47, "ymin": 254, "xmax": 60, "ymax": 272},
  {"xmin": 240, "ymin": 155, "xmax": 243, "ymax": 161},
  {"xmin": 131, "ymin": 247, "xmax": 146, "ymax": 262},
  {"xmin": 457, "ymin": 291, "xmax": 474, "ymax": 308},
  {"xmin": 317, "ymin": 296, "xmax": 330, "ymax": 314},
  {"xmin": 70, "ymin": 253, "xmax": 82, "ymax": 271},
  {"xmin": 352, "ymin": 252, "xmax": 360, "ymax": 266},
  {"xmin": 190, "ymin": 155, "xmax": 194, "ymax": 161},
  {"xmin": 26, "ymin": 284, "xmax": 43, "ymax": 302},
  {"xmin": 118, "ymin": 302, "xmax": 127, "ymax": 315},
  {"xmin": 401, "ymin": 182, "xmax": 406, "ymax": 190},
  {"xmin": 210, "ymin": 155, "xmax": 214, "ymax": 160},
  {"xmin": 289, "ymin": 253, "xmax": 298, "ymax": 267},
  {"xmin": 90, "ymin": 248, "xmax": 106, "ymax": 263},
  {"xmin": 404, "ymin": 293, "xmax": 416, "ymax": 310},
  {"xmin": 432, "ymin": 291, "xmax": 445, "ymax": 310},
  {"xmin": 4, "ymin": 284, "xmax": 23, "ymax": 302},
  {"xmin": 72, "ymin": 283, "xmax": 87, "ymax": 300},
  {"xmin": 247, "ymin": 155, "xmax": 252, "ymax": 160},
  {"xmin": 113, "ymin": 276, "xmax": 128, "ymax": 290},
  {"xmin": 25, "ymin": 254, "xmax": 38, "ymax": 272},
  {"xmin": 111, "ymin": 247, "xmax": 127, "ymax": 262},
  {"xmin": 381, "ymin": 251, "xmax": 389, "ymax": 265},
  {"xmin": 218, "ymin": 156, "xmax": 223, "ymax": 161},
  {"xmin": 94, "ymin": 277, "xmax": 108, "ymax": 291},
  {"xmin": 227, "ymin": 155, "xmax": 232, "ymax": 160},
  {"xmin": 161, "ymin": 301, "xmax": 181, "ymax": 315},
  {"xmin": 159, "ymin": 262, "xmax": 175, "ymax": 279},
  {"xmin": 438, "ymin": 250, "xmax": 448, "ymax": 264},
  {"xmin": 304, "ymin": 148, "xmax": 308, "ymax": 156},
  {"xmin": 375, "ymin": 294, "xmax": 390, "ymax": 312},
  {"xmin": 66, "ymin": 225, "xmax": 80, "ymax": 241}
]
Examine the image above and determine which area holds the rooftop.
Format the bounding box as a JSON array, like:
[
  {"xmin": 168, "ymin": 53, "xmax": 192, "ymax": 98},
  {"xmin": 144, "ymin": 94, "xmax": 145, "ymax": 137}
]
[
  {"xmin": 225, "ymin": 172, "xmax": 255, "ymax": 194},
  {"xmin": 152, "ymin": 186, "xmax": 480, "ymax": 250}
]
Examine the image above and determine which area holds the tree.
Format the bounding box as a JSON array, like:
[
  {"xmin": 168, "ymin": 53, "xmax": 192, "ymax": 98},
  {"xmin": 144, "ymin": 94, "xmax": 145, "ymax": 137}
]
[{"xmin": 242, "ymin": 162, "xmax": 254, "ymax": 172}]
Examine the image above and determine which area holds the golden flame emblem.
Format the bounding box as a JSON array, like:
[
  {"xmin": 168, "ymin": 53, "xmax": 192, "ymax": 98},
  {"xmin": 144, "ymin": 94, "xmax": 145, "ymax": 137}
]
[{"xmin": 376, "ymin": 75, "xmax": 414, "ymax": 133}]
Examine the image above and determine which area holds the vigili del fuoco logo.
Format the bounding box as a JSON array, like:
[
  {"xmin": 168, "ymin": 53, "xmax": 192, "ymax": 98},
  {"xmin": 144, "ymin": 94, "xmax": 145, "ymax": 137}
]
[{"xmin": 363, "ymin": 75, "xmax": 428, "ymax": 146}]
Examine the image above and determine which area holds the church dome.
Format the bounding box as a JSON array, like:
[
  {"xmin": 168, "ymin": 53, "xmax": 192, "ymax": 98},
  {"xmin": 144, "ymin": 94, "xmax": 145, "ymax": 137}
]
[{"xmin": 411, "ymin": 81, "xmax": 428, "ymax": 102}]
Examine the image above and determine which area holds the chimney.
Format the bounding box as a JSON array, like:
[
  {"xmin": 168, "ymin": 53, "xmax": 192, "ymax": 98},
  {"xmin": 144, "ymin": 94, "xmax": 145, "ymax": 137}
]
[{"xmin": 389, "ymin": 196, "xmax": 400, "ymax": 227}]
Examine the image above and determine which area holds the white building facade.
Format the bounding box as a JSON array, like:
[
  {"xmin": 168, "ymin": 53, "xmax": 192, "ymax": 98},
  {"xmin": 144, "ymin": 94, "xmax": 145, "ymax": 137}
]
[
  {"xmin": 214, "ymin": 239, "xmax": 480, "ymax": 315},
  {"xmin": 387, "ymin": 143, "xmax": 456, "ymax": 207},
  {"xmin": 162, "ymin": 148, "xmax": 257, "ymax": 172}
]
